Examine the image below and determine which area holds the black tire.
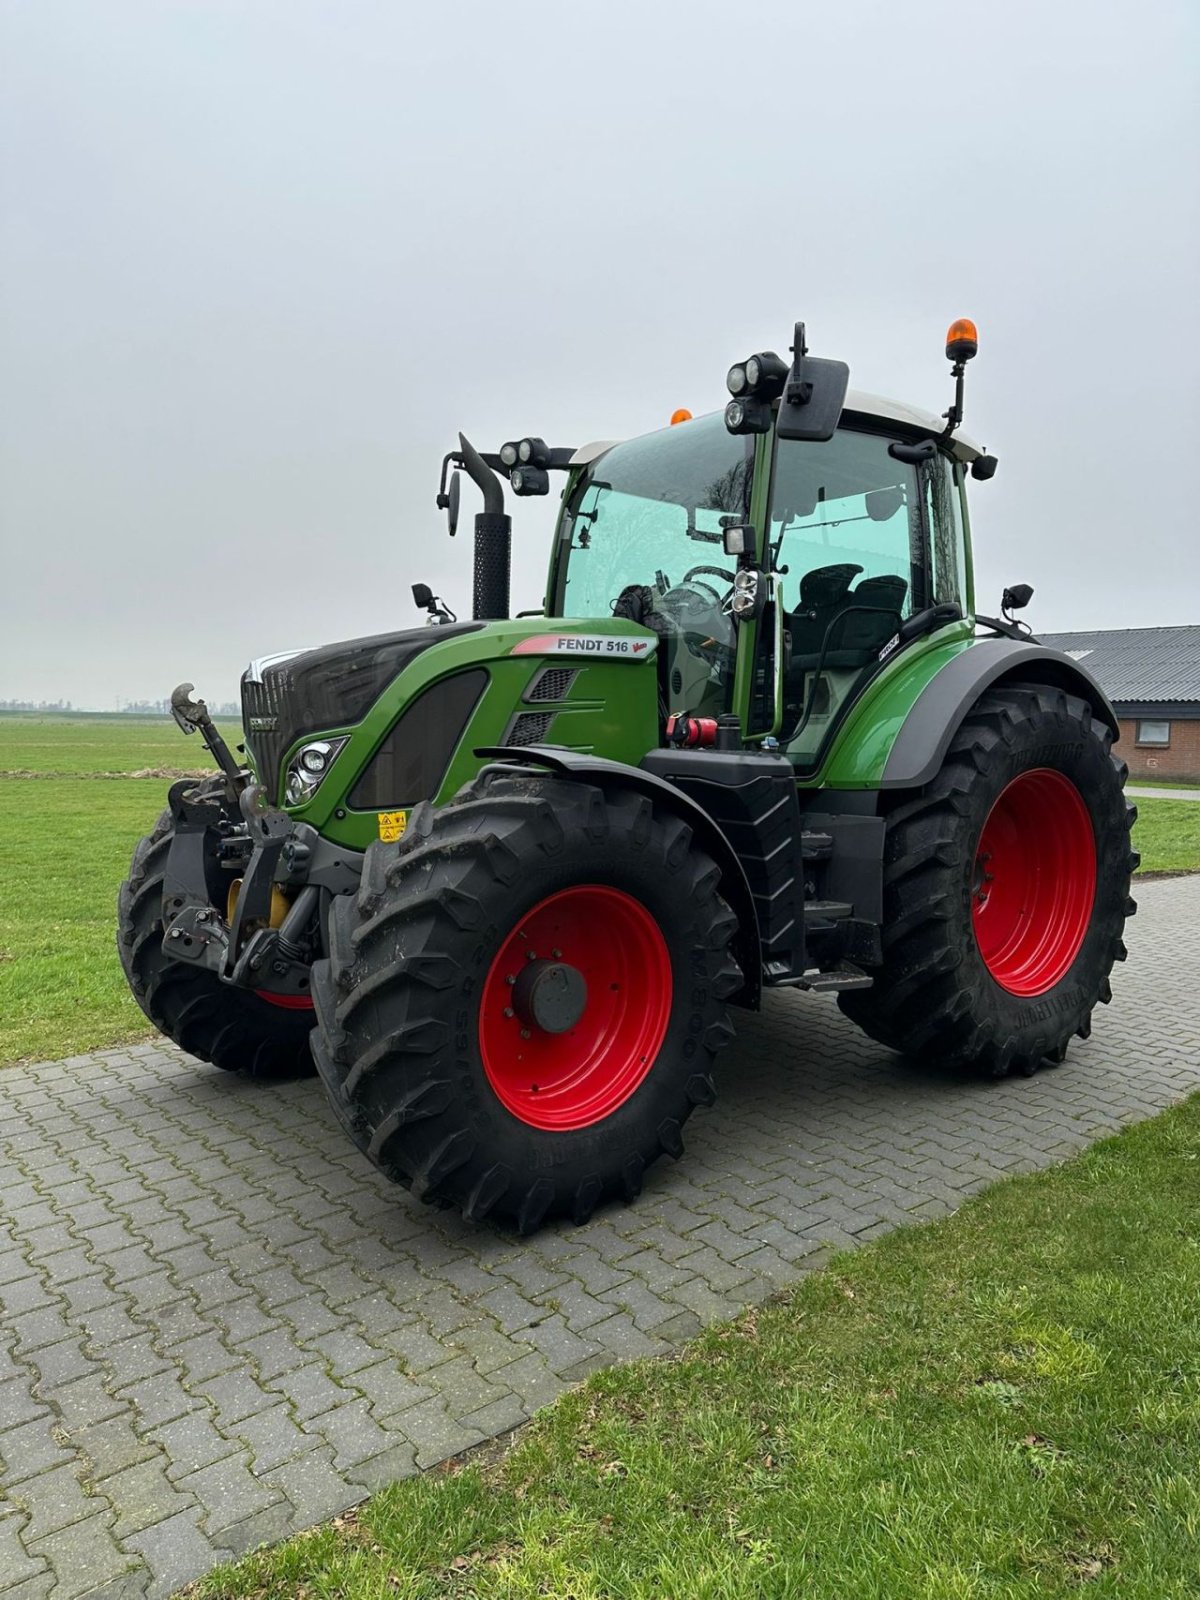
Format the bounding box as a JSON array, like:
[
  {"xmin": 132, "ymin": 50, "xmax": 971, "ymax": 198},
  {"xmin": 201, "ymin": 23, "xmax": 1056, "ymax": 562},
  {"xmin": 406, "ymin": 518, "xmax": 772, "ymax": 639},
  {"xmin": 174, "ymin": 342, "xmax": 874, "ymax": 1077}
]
[
  {"xmin": 310, "ymin": 770, "xmax": 742, "ymax": 1232},
  {"xmin": 839, "ymin": 683, "xmax": 1138, "ymax": 1077},
  {"xmin": 117, "ymin": 801, "xmax": 315, "ymax": 1079}
]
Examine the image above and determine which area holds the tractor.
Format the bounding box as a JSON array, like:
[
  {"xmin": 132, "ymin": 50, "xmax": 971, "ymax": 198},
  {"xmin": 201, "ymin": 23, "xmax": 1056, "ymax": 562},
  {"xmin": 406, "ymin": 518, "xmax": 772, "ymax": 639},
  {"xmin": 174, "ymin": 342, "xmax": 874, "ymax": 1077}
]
[{"xmin": 117, "ymin": 319, "xmax": 1138, "ymax": 1233}]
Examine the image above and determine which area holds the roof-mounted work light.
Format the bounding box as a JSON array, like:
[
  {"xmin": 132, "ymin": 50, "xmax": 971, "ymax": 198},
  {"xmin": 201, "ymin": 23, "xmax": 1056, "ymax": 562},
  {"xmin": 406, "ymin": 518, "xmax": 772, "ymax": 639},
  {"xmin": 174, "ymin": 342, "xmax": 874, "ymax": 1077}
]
[
  {"xmin": 724, "ymin": 396, "xmax": 773, "ymax": 435},
  {"xmin": 510, "ymin": 464, "xmax": 550, "ymax": 496}
]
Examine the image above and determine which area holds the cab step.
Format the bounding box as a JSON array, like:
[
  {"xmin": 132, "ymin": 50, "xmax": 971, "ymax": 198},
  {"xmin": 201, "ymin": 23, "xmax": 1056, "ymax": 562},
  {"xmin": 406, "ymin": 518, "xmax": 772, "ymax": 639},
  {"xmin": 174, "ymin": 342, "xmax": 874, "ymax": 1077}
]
[
  {"xmin": 780, "ymin": 962, "xmax": 874, "ymax": 994},
  {"xmin": 804, "ymin": 899, "xmax": 853, "ymax": 923}
]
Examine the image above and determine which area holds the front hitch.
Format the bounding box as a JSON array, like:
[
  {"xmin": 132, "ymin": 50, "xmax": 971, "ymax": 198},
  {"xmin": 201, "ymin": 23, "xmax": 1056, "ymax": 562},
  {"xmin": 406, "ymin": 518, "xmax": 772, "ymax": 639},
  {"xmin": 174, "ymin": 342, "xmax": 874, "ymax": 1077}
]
[{"xmin": 170, "ymin": 682, "xmax": 245, "ymax": 800}]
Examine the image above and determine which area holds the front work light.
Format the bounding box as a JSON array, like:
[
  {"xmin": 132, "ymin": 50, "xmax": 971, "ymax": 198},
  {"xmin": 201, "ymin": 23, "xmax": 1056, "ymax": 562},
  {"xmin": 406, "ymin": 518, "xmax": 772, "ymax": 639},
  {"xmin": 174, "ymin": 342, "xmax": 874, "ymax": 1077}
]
[
  {"xmin": 724, "ymin": 396, "xmax": 772, "ymax": 435},
  {"xmin": 499, "ymin": 441, "xmax": 520, "ymax": 468},
  {"xmin": 743, "ymin": 351, "xmax": 789, "ymax": 396},
  {"xmin": 730, "ymin": 569, "xmax": 761, "ymax": 619},
  {"xmin": 510, "ymin": 465, "xmax": 550, "ymax": 496},
  {"xmin": 517, "ymin": 437, "xmax": 550, "ymax": 468}
]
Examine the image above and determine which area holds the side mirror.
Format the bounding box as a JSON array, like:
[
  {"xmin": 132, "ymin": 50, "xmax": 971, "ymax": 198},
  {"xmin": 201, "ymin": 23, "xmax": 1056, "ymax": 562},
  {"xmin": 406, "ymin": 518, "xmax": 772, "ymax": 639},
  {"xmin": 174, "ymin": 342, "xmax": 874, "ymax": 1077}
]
[
  {"xmin": 446, "ymin": 469, "xmax": 461, "ymax": 537},
  {"xmin": 1002, "ymin": 583, "xmax": 1034, "ymax": 612},
  {"xmin": 775, "ymin": 322, "xmax": 850, "ymax": 443}
]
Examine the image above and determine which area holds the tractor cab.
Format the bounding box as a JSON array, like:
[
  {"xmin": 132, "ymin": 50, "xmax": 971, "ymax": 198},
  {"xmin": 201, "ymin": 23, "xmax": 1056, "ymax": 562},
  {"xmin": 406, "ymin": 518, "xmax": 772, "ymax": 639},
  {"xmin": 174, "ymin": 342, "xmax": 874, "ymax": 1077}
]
[{"xmin": 546, "ymin": 373, "xmax": 987, "ymax": 776}]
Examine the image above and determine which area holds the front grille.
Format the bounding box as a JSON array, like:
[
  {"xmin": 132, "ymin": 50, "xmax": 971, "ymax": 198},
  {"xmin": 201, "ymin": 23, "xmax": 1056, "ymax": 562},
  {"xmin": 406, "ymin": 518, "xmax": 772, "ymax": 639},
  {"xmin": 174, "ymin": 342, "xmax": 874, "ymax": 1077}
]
[
  {"xmin": 505, "ymin": 711, "xmax": 556, "ymax": 746},
  {"xmin": 241, "ymin": 677, "xmax": 289, "ymax": 800},
  {"xmin": 525, "ymin": 667, "xmax": 578, "ymax": 703}
]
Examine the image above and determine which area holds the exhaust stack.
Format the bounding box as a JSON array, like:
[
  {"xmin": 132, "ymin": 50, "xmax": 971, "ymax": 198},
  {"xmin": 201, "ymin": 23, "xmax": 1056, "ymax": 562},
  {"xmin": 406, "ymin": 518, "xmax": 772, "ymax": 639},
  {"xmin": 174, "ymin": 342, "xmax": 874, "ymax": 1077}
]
[{"xmin": 458, "ymin": 433, "xmax": 511, "ymax": 622}]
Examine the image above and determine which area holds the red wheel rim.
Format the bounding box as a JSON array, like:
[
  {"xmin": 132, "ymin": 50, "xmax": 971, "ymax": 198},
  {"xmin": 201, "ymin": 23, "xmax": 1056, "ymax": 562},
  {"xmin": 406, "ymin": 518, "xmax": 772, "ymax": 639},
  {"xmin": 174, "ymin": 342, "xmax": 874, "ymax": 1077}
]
[
  {"xmin": 479, "ymin": 885, "xmax": 672, "ymax": 1131},
  {"xmin": 972, "ymin": 768, "xmax": 1096, "ymax": 997}
]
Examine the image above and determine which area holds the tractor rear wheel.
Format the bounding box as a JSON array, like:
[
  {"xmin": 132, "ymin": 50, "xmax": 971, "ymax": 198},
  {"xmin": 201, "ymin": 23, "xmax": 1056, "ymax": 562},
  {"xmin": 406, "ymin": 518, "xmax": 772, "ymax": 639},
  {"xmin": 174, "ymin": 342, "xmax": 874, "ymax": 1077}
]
[
  {"xmin": 839, "ymin": 684, "xmax": 1138, "ymax": 1076},
  {"xmin": 117, "ymin": 802, "xmax": 315, "ymax": 1079},
  {"xmin": 311, "ymin": 771, "xmax": 742, "ymax": 1232}
]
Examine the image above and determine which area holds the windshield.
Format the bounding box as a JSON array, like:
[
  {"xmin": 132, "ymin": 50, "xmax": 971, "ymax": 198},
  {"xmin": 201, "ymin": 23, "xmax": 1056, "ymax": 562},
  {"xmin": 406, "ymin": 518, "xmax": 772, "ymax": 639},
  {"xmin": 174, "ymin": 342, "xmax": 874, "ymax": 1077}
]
[{"xmin": 556, "ymin": 413, "xmax": 753, "ymax": 719}]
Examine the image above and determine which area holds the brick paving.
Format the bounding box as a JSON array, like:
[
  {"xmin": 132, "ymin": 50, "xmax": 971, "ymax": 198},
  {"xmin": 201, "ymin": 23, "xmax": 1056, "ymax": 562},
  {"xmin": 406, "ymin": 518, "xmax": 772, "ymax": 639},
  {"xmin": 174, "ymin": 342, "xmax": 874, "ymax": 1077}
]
[{"xmin": 1, "ymin": 875, "xmax": 1198, "ymax": 1598}]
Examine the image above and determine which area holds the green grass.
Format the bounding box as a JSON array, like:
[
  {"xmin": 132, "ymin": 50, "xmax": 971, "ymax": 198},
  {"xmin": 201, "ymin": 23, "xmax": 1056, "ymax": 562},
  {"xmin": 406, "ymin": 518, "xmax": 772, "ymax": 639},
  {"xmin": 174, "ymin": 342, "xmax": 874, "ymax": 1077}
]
[
  {"xmin": 199, "ymin": 1099, "xmax": 1200, "ymax": 1599},
  {"xmin": 0, "ymin": 778, "xmax": 168, "ymax": 1062},
  {"xmin": 1124, "ymin": 776, "xmax": 1200, "ymax": 793},
  {"xmin": 1131, "ymin": 796, "xmax": 1200, "ymax": 875},
  {"xmin": 0, "ymin": 710, "xmax": 238, "ymax": 776}
]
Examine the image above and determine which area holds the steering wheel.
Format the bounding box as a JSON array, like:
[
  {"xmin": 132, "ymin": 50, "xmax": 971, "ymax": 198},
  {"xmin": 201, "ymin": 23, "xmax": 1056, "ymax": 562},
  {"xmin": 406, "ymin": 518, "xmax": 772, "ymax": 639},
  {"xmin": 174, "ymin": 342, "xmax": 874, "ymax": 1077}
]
[{"xmin": 679, "ymin": 564, "xmax": 737, "ymax": 602}]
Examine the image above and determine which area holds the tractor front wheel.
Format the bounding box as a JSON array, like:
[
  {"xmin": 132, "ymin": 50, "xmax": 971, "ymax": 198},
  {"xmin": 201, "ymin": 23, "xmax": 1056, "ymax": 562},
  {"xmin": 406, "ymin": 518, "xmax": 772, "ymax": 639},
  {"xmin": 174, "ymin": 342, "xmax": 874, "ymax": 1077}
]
[
  {"xmin": 117, "ymin": 801, "xmax": 315, "ymax": 1079},
  {"xmin": 839, "ymin": 684, "xmax": 1138, "ymax": 1076},
  {"xmin": 310, "ymin": 771, "xmax": 742, "ymax": 1232}
]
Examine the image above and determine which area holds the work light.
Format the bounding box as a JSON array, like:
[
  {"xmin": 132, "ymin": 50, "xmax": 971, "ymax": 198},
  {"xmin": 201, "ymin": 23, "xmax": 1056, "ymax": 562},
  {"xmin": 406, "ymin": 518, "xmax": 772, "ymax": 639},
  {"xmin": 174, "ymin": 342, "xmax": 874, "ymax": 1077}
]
[
  {"xmin": 724, "ymin": 396, "xmax": 772, "ymax": 435},
  {"xmin": 517, "ymin": 436, "xmax": 550, "ymax": 468},
  {"xmin": 510, "ymin": 465, "xmax": 550, "ymax": 496}
]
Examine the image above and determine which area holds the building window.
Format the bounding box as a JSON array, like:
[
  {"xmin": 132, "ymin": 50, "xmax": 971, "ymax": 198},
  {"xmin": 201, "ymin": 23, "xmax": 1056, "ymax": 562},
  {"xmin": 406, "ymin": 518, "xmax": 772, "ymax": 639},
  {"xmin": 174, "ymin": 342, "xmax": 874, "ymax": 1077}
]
[{"xmin": 1136, "ymin": 720, "xmax": 1171, "ymax": 746}]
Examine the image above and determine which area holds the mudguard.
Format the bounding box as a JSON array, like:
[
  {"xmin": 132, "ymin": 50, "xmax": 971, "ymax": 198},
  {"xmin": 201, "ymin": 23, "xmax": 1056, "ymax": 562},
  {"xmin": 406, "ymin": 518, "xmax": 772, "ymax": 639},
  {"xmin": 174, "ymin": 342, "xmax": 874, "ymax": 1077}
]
[
  {"xmin": 881, "ymin": 638, "xmax": 1120, "ymax": 790},
  {"xmin": 475, "ymin": 744, "xmax": 764, "ymax": 1008}
]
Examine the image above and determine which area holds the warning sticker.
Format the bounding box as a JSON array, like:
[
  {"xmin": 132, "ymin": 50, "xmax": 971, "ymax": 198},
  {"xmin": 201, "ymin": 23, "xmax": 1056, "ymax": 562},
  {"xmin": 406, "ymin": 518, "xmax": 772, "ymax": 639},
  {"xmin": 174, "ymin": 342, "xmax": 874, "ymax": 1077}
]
[{"xmin": 377, "ymin": 810, "xmax": 408, "ymax": 842}]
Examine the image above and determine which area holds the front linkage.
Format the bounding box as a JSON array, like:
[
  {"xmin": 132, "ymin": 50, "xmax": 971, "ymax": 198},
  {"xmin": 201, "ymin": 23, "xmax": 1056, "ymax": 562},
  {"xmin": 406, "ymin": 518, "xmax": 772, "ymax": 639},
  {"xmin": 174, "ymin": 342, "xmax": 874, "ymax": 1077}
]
[{"xmin": 162, "ymin": 685, "xmax": 359, "ymax": 1005}]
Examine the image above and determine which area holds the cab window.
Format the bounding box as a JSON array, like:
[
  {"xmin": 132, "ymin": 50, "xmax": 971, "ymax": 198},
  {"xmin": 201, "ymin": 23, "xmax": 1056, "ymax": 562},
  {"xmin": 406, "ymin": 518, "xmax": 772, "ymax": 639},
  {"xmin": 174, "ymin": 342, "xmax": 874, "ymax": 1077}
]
[{"xmin": 767, "ymin": 429, "xmax": 921, "ymax": 763}]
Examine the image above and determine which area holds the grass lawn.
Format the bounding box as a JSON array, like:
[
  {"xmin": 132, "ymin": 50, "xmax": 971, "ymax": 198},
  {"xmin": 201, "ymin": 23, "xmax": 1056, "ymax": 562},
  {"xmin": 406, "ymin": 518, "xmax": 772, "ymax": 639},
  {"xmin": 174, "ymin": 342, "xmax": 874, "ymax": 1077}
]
[
  {"xmin": 200, "ymin": 1097, "xmax": 1200, "ymax": 1599},
  {"xmin": 0, "ymin": 778, "xmax": 170, "ymax": 1061},
  {"xmin": 0, "ymin": 713, "xmax": 1197, "ymax": 1065},
  {"xmin": 1124, "ymin": 776, "xmax": 1200, "ymax": 792},
  {"xmin": 0, "ymin": 710, "xmax": 238, "ymax": 775},
  {"xmin": 1131, "ymin": 796, "xmax": 1200, "ymax": 876}
]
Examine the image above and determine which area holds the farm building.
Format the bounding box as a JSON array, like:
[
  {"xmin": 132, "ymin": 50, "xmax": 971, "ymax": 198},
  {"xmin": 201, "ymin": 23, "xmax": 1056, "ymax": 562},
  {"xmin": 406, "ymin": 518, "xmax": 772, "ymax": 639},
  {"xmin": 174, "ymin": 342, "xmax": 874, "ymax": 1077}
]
[{"xmin": 1040, "ymin": 625, "xmax": 1200, "ymax": 783}]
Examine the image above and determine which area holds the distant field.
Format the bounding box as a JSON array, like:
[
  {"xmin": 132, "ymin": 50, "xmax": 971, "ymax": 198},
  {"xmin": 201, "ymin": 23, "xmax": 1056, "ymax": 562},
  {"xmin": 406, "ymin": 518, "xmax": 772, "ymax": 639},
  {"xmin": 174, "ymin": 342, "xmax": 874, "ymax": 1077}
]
[
  {"xmin": 0, "ymin": 710, "xmax": 240, "ymax": 776},
  {"xmin": 0, "ymin": 715, "xmax": 1196, "ymax": 1064}
]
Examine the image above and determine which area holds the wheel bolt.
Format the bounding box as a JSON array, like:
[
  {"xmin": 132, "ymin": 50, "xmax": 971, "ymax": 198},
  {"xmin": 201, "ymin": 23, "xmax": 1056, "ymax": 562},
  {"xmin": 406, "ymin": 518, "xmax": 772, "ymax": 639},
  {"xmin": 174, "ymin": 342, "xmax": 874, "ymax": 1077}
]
[
  {"xmin": 526, "ymin": 950, "xmax": 538, "ymax": 961},
  {"xmin": 520, "ymin": 1028, "xmax": 531, "ymax": 1040},
  {"xmin": 505, "ymin": 974, "xmax": 516, "ymax": 986},
  {"xmin": 551, "ymin": 948, "xmax": 562, "ymax": 959},
  {"xmin": 503, "ymin": 1007, "xmax": 514, "ymax": 1019}
]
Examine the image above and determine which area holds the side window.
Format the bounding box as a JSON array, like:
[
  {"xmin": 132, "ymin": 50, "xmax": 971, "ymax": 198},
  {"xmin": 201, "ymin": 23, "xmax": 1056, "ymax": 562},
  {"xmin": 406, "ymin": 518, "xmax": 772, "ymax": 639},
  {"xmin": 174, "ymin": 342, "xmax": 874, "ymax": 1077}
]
[
  {"xmin": 768, "ymin": 430, "xmax": 922, "ymax": 765},
  {"xmin": 925, "ymin": 455, "xmax": 968, "ymax": 610},
  {"xmin": 769, "ymin": 430, "xmax": 921, "ymax": 625}
]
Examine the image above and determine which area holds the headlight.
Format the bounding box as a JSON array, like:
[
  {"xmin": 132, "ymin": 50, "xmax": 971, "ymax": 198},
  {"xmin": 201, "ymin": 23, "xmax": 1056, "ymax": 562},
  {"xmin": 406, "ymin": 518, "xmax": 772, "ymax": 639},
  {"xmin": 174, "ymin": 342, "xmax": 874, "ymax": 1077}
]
[
  {"xmin": 726, "ymin": 363, "xmax": 747, "ymax": 396},
  {"xmin": 284, "ymin": 737, "xmax": 348, "ymax": 807}
]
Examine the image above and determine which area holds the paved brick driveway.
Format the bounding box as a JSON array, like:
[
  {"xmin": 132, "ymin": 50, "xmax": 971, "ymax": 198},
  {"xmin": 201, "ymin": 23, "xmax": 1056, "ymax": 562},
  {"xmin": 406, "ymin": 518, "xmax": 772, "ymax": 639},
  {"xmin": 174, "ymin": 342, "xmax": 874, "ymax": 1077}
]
[{"xmin": 2, "ymin": 876, "xmax": 1198, "ymax": 1599}]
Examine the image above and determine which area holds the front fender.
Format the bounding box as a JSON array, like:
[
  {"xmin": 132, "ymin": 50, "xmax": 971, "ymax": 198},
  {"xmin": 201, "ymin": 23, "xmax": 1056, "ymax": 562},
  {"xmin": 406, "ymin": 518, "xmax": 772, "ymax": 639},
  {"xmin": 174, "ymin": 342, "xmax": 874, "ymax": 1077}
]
[
  {"xmin": 475, "ymin": 744, "xmax": 763, "ymax": 1009},
  {"xmin": 881, "ymin": 637, "xmax": 1120, "ymax": 790}
]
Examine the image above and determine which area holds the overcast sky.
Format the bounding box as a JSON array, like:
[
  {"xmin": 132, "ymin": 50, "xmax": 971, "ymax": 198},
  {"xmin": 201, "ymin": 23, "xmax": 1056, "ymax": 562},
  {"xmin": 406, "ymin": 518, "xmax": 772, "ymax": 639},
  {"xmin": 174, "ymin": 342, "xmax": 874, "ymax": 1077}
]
[{"xmin": 2, "ymin": 0, "xmax": 1197, "ymax": 708}]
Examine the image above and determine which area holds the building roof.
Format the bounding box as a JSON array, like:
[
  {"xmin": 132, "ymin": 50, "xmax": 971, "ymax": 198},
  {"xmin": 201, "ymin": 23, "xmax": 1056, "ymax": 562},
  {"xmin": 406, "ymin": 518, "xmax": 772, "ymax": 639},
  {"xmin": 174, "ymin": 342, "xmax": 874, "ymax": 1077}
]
[{"xmin": 1039, "ymin": 625, "xmax": 1200, "ymax": 705}]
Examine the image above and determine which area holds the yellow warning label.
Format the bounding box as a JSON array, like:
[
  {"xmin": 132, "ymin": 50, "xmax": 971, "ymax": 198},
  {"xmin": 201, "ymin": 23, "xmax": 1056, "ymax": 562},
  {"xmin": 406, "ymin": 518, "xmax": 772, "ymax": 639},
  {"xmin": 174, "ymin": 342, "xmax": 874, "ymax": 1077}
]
[{"xmin": 377, "ymin": 810, "xmax": 408, "ymax": 842}]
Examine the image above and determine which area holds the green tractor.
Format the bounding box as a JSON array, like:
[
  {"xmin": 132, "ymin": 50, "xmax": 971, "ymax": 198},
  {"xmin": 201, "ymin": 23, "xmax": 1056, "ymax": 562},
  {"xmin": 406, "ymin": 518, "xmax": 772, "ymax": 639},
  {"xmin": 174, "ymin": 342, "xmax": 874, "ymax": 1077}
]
[{"xmin": 118, "ymin": 318, "xmax": 1137, "ymax": 1233}]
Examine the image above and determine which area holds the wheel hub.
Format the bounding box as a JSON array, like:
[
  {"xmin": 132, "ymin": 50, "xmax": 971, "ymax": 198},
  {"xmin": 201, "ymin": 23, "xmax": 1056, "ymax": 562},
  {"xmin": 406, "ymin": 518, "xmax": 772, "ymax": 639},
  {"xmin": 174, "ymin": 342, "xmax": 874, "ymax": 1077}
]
[{"xmin": 511, "ymin": 960, "xmax": 588, "ymax": 1034}]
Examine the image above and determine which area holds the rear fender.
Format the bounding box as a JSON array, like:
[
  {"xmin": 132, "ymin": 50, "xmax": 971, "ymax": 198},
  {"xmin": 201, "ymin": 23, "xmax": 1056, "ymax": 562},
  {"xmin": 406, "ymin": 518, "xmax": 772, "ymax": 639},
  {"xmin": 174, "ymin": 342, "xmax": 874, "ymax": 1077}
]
[
  {"xmin": 881, "ymin": 638, "xmax": 1120, "ymax": 790},
  {"xmin": 475, "ymin": 744, "xmax": 763, "ymax": 1008}
]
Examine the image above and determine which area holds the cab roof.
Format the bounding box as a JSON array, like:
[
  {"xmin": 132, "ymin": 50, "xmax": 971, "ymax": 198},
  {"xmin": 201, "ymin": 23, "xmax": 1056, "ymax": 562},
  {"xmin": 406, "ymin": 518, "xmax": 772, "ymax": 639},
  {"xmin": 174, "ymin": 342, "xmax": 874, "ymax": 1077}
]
[{"xmin": 570, "ymin": 389, "xmax": 986, "ymax": 468}]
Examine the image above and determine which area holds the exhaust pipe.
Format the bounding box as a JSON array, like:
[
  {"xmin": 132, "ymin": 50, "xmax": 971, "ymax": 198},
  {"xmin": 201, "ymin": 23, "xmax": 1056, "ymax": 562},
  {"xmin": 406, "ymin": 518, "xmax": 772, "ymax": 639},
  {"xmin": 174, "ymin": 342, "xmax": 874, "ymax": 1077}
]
[{"xmin": 458, "ymin": 433, "xmax": 511, "ymax": 622}]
